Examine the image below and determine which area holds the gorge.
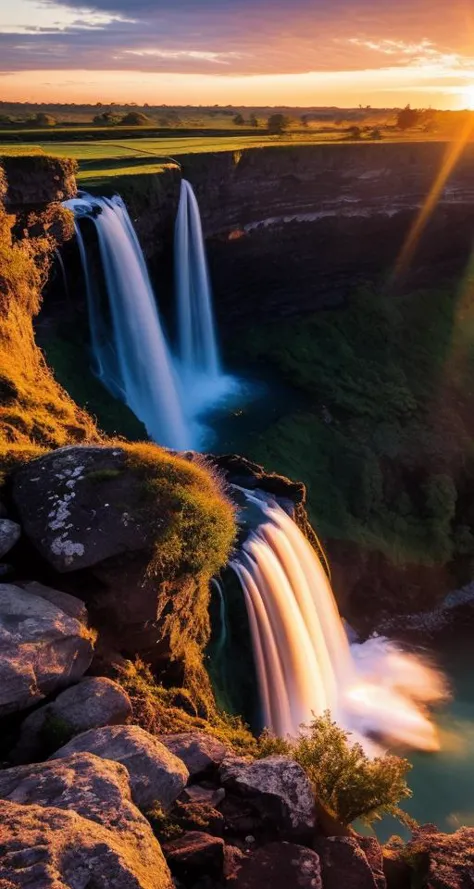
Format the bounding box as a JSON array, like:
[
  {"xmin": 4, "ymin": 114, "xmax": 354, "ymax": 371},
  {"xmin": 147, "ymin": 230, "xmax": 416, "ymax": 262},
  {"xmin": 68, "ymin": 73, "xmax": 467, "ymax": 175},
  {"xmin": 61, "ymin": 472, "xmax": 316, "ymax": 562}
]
[{"xmin": 1, "ymin": 144, "xmax": 474, "ymax": 888}]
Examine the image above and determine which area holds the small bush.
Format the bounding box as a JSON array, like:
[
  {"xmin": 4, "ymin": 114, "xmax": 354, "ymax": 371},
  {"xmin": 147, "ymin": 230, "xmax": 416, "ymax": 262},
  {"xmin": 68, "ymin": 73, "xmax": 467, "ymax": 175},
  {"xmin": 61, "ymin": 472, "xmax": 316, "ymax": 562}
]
[{"xmin": 258, "ymin": 713, "xmax": 413, "ymax": 827}]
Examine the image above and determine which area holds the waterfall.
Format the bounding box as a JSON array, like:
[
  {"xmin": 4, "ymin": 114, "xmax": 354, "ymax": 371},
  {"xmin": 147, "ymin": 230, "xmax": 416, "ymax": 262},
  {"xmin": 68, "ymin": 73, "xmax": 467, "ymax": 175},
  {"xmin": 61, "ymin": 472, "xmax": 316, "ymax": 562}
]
[
  {"xmin": 231, "ymin": 490, "xmax": 446, "ymax": 752},
  {"xmin": 65, "ymin": 193, "xmax": 189, "ymax": 450},
  {"xmin": 175, "ymin": 179, "xmax": 220, "ymax": 380}
]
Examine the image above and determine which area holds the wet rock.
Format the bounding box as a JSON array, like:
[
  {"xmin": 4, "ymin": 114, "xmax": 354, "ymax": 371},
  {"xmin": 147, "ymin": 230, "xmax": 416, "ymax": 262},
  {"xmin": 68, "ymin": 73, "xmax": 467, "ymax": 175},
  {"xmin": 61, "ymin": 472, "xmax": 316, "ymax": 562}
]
[
  {"xmin": 163, "ymin": 831, "xmax": 225, "ymax": 883},
  {"xmin": 0, "ymin": 583, "xmax": 94, "ymax": 717},
  {"xmin": 227, "ymin": 841, "xmax": 322, "ymax": 888},
  {"xmin": 12, "ymin": 676, "xmax": 132, "ymax": 763},
  {"xmin": 219, "ymin": 756, "xmax": 315, "ymax": 841},
  {"xmin": 0, "ymin": 519, "xmax": 20, "ymax": 559},
  {"xmin": 405, "ymin": 824, "xmax": 474, "ymax": 889},
  {"xmin": 161, "ymin": 732, "xmax": 228, "ymax": 777},
  {"xmin": 315, "ymin": 836, "xmax": 387, "ymax": 889},
  {"xmin": 51, "ymin": 724, "xmax": 189, "ymax": 810}
]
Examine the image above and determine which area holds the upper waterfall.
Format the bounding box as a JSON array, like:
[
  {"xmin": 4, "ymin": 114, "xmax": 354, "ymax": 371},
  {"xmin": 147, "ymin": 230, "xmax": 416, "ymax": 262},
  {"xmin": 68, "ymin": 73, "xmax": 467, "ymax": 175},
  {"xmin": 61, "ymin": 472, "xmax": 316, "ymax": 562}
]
[
  {"xmin": 175, "ymin": 179, "xmax": 220, "ymax": 381},
  {"xmin": 65, "ymin": 193, "xmax": 189, "ymax": 449},
  {"xmin": 231, "ymin": 489, "xmax": 446, "ymax": 752}
]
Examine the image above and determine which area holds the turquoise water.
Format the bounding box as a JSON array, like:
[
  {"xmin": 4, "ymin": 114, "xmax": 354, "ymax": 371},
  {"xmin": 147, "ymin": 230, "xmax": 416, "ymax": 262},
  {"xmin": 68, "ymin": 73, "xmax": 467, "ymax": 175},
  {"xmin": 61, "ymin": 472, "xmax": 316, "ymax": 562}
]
[{"xmin": 375, "ymin": 628, "xmax": 474, "ymax": 841}]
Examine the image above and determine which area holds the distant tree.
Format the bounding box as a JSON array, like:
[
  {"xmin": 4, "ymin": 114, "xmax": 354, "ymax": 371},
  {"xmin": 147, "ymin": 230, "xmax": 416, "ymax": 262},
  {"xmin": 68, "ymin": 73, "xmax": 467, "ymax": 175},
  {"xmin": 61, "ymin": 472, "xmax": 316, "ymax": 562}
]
[
  {"xmin": 396, "ymin": 105, "xmax": 423, "ymax": 131},
  {"xmin": 121, "ymin": 111, "xmax": 151, "ymax": 126},
  {"xmin": 250, "ymin": 113, "xmax": 259, "ymax": 128},
  {"xmin": 93, "ymin": 111, "xmax": 122, "ymax": 126},
  {"xmin": 233, "ymin": 113, "xmax": 245, "ymax": 126},
  {"xmin": 267, "ymin": 113, "xmax": 291, "ymax": 135},
  {"xmin": 346, "ymin": 125, "xmax": 362, "ymax": 140},
  {"xmin": 370, "ymin": 128, "xmax": 383, "ymax": 140},
  {"xmin": 33, "ymin": 112, "xmax": 56, "ymax": 127},
  {"xmin": 300, "ymin": 114, "xmax": 309, "ymax": 127}
]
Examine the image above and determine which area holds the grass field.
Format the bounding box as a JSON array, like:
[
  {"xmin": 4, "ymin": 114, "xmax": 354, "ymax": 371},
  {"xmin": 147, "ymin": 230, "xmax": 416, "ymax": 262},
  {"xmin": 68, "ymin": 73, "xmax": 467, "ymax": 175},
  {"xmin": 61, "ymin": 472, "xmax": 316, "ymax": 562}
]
[{"xmin": 0, "ymin": 129, "xmax": 458, "ymax": 189}]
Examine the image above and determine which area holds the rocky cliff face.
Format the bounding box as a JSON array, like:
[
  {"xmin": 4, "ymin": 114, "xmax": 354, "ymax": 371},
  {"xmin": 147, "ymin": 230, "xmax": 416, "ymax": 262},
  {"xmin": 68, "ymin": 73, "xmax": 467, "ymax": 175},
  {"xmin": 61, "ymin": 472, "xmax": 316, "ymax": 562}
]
[{"xmin": 121, "ymin": 142, "xmax": 474, "ymax": 329}]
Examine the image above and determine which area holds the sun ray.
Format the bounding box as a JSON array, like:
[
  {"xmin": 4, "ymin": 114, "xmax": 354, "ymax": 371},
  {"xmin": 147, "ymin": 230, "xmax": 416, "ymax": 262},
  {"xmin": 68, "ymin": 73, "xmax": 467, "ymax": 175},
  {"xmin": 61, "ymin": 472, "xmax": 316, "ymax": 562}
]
[{"xmin": 393, "ymin": 114, "xmax": 474, "ymax": 280}]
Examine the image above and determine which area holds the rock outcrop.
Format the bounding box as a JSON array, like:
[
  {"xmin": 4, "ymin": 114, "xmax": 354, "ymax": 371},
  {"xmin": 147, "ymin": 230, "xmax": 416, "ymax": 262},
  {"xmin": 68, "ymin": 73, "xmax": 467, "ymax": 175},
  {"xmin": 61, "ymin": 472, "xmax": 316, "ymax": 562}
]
[
  {"xmin": 0, "ymin": 752, "xmax": 172, "ymax": 888},
  {"xmin": 0, "ymin": 583, "xmax": 94, "ymax": 717},
  {"xmin": 219, "ymin": 755, "xmax": 316, "ymax": 842},
  {"xmin": 405, "ymin": 824, "xmax": 474, "ymax": 889},
  {"xmin": 12, "ymin": 676, "xmax": 132, "ymax": 763},
  {"xmin": 51, "ymin": 724, "xmax": 189, "ymax": 810}
]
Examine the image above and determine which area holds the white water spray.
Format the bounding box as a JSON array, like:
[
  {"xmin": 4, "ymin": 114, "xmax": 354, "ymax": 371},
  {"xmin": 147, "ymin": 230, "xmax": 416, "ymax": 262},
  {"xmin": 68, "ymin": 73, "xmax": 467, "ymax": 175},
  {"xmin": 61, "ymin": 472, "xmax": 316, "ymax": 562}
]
[
  {"xmin": 231, "ymin": 490, "xmax": 446, "ymax": 752},
  {"xmin": 65, "ymin": 193, "xmax": 189, "ymax": 449}
]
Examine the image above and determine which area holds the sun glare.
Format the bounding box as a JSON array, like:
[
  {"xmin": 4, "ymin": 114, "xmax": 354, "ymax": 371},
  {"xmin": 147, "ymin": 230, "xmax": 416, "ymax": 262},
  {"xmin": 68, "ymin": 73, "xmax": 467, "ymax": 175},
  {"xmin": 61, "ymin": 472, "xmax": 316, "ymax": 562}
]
[{"xmin": 462, "ymin": 84, "xmax": 474, "ymax": 109}]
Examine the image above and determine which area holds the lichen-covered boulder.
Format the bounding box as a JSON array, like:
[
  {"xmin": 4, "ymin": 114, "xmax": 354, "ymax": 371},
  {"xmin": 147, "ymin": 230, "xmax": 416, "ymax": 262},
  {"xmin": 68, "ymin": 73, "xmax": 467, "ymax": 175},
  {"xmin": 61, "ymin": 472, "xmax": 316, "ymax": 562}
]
[
  {"xmin": 227, "ymin": 842, "xmax": 322, "ymax": 889},
  {"xmin": 51, "ymin": 724, "xmax": 189, "ymax": 810},
  {"xmin": 315, "ymin": 836, "xmax": 387, "ymax": 889},
  {"xmin": 0, "ymin": 519, "xmax": 20, "ymax": 559},
  {"xmin": 0, "ymin": 583, "xmax": 94, "ymax": 717},
  {"xmin": 12, "ymin": 677, "xmax": 132, "ymax": 764},
  {"xmin": 219, "ymin": 756, "xmax": 316, "ymax": 841},
  {"xmin": 161, "ymin": 731, "xmax": 228, "ymax": 776},
  {"xmin": 405, "ymin": 824, "xmax": 474, "ymax": 889},
  {"xmin": 0, "ymin": 753, "xmax": 172, "ymax": 888}
]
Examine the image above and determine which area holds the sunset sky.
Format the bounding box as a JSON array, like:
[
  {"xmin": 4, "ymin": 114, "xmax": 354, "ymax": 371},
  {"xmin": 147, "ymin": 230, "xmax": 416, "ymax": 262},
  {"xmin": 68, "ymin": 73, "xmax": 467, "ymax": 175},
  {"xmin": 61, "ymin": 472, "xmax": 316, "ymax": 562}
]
[{"xmin": 1, "ymin": 0, "xmax": 474, "ymax": 108}]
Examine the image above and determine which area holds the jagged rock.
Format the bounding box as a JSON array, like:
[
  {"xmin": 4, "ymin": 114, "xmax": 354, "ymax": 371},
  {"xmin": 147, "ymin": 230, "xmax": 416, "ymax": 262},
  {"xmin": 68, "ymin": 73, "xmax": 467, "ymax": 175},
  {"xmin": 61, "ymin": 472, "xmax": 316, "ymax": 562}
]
[
  {"xmin": 0, "ymin": 519, "xmax": 20, "ymax": 559},
  {"xmin": 219, "ymin": 756, "xmax": 315, "ymax": 841},
  {"xmin": 0, "ymin": 583, "xmax": 94, "ymax": 717},
  {"xmin": 20, "ymin": 580, "xmax": 88, "ymax": 622},
  {"xmin": 227, "ymin": 842, "xmax": 322, "ymax": 888},
  {"xmin": 163, "ymin": 831, "xmax": 225, "ymax": 882},
  {"xmin": 161, "ymin": 732, "xmax": 228, "ymax": 776},
  {"xmin": 316, "ymin": 836, "xmax": 387, "ymax": 889},
  {"xmin": 12, "ymin": 677, "xmax": 132, "ymax": 763},
  {"xmin": 51, "ymin": 724, "xmax": 189, "ymax": 810},
  {"xmin": 405, "ymin": 824, "xmax": 474, "ymax": 888}
]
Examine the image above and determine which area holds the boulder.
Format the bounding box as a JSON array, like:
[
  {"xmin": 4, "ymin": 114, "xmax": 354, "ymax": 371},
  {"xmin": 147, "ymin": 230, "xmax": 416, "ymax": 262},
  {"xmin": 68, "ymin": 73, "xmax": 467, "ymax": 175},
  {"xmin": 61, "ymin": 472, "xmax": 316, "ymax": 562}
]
[
  {"xmin": 219, "ymin": 756, "xmax": 315, "ymax": 841},
  {"xmin": 161, "ymin": 732, "xmax": 228, "ymax": 776},
  {"xmin": 405, "ymin": 824, "xmax": 474, "ymax": 889},
  {"xmin": 227, "ymin": 842, "xmax": 322, "ymax": 888},
  {"xmin": 183, "ymin": 784, "xmax": 226, "ymax": 807},
  {"xmin": 0, "ymin": 797, "xmax": 172, "ymax": 888},
  {"xmin": 51, "ymin": 724, "xmax": 189, "ymax": 810},
  {"xmin": 0, "ymin": 583, "xmax": 94, "ymax": 717},
  {"xmin": 20, "ymin": 580, "xmax": 88, "ymax": 623},
  {"xmin": 315, "ymin": 836, "xmax": 387, "ymax": 889},
  {"xmin": 163, "ymin": 831, "xmax": 225, "ymax": 883},
  {"xmin": 12, "ymin": 446, "xmax": 160, "ymax": 574},
  {"xmin": 12, "ymin": 677, "xmax": 132, "ymax": 763},
  {"xmin": 0, "ymin": 519, "xmax": 20, "ymax": 559}
]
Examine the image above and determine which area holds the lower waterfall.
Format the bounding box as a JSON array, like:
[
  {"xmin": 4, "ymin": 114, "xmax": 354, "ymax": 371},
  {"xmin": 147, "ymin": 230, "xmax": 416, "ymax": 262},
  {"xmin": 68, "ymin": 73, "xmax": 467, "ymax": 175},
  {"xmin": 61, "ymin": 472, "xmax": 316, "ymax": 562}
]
[{"xmin": 231, "ymin": 489, "xmax": 446, "ymax": 752}]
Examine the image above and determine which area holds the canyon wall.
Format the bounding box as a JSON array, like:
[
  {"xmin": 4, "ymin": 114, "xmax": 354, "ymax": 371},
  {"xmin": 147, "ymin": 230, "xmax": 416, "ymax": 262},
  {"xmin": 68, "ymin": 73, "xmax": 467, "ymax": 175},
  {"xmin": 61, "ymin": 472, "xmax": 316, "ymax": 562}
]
[{"xmin": 119, "ymin": 141, "xmax": 474, "ymax": 329}]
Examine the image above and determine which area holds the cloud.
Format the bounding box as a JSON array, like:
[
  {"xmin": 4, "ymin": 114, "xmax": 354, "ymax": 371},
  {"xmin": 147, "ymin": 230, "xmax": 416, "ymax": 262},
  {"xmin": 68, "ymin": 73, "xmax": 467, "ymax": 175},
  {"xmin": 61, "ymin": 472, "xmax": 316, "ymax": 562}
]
[{"xmin": 0, "ymin": 0, "xmax": 472, "ymax": 77}]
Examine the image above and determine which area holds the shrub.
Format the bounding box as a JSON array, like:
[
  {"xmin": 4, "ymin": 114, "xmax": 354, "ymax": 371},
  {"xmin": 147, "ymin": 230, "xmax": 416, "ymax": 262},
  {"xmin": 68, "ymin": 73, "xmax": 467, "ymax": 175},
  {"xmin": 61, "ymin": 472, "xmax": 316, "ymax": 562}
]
[
  {"xmin": 258, "ymin": 713, "xmax": 413, "ymax": 827},
  {"xmin": 121, "ymin": 111, "xmax": 151, "ymax": 126}
]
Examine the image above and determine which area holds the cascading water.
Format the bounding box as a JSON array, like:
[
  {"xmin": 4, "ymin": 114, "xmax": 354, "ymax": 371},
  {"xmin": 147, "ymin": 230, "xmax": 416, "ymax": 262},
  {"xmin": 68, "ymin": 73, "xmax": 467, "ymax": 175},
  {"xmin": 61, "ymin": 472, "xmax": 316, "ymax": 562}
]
[
  {"xmin": 65, "ymin": 193, "xmax": 189, "ymax": 449},
  {"xmin": 175, "ymin": 179, "xmax": 220, "ymax": 380},
  {"xmin": 231, "ymin": 489, "xmax": 446, "ymax": 752}
]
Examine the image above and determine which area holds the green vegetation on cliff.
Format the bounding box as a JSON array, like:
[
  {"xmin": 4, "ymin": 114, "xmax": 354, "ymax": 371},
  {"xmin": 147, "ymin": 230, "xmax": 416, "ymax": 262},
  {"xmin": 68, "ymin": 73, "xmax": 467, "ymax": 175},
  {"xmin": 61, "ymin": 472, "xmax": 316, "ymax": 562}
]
[{"xmin": 236, "ymin": 282, "xmax": 474, "ymax": 571}]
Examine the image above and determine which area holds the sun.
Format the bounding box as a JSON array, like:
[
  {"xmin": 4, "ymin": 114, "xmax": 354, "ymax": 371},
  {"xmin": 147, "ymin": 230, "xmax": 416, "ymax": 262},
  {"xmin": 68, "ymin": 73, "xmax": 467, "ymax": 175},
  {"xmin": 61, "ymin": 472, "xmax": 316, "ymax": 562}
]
[{"xmin": 462, "ymin": 84, "xmax": 474, "ymax": 110}]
